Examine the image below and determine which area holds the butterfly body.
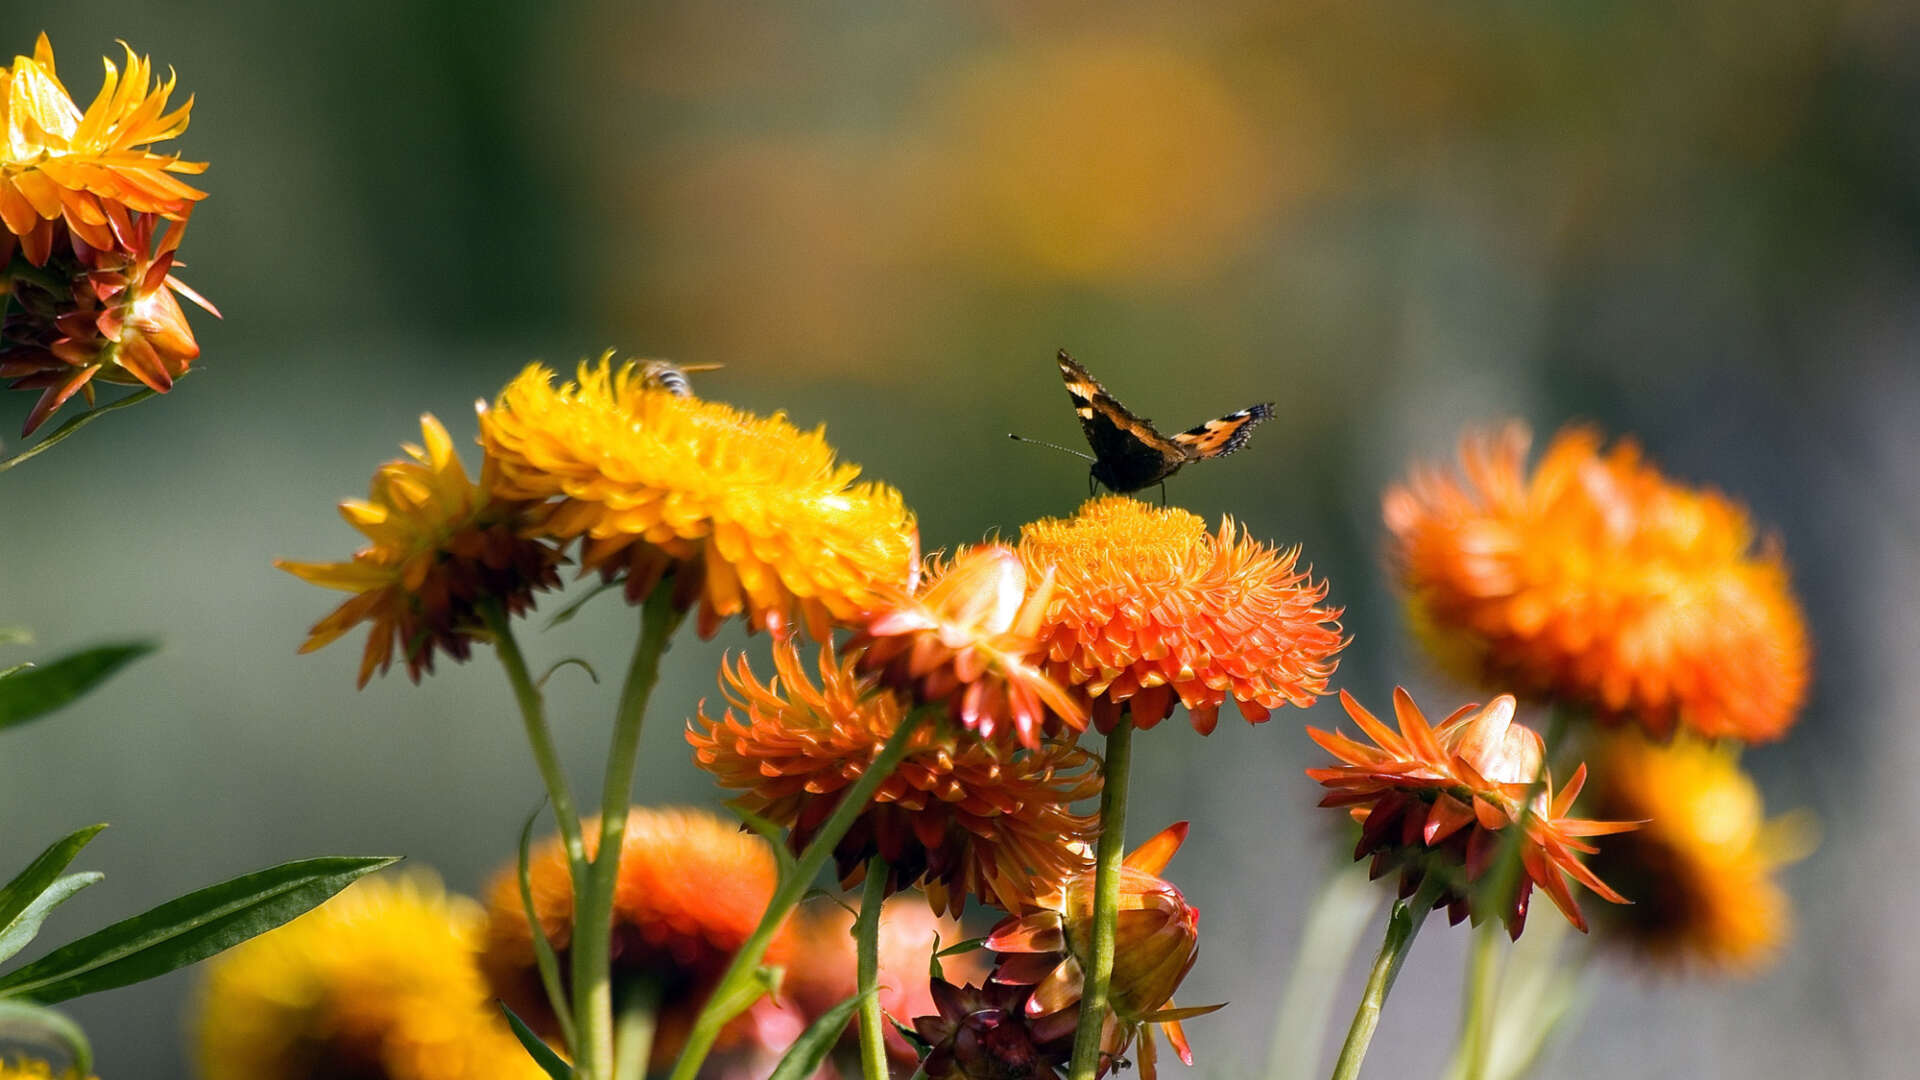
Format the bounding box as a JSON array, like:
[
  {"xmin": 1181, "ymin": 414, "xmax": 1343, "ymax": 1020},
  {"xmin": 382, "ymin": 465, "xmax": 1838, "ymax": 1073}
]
[{"xmin": 1056, "ymin": 350, "xmax": 1272, "ymax": 494}]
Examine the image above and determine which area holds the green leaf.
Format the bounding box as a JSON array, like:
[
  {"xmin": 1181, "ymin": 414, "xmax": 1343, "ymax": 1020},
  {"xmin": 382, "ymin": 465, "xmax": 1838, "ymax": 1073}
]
[
  {"xmin": 0, "ymin": 643, "xmax": 155, "ymax": 732},
  {"xmin": 0, "ymin": 854, "xmax": 397, "ymax": 1003},
  {"xmin": 767, "ymin": 989, "xmax": 871, "ymax": 1080},
  {"xmin": 887, "ymin": 1011, "xmax": 932, "ymax": 1056},
  {"xmin": 0, "ymin": 874, "xmax": 103, "ymax": 966},
  {"xmin": 0, "ymin": 824, "xmax": 107, "ymax": 962},
  {"xmin": 518, "ymin": 804, "xmax": 575, "ymax": 1050},
  {"xmin": 535, "ymin": 657, "xmax": 599, "ymax": 688},
  {"xmin": 935, "ymin": 936, "xmax": 986, "ymax": 958},
  {"xmin": 0, "ymin": 382, "xmax": 173, "ymax": 474},
  {"xmin": 0, "ymin": 628, "xmax": 32, "ymax": 648},
  {"xmin": 544, "ymin": 579, "xmax": 620, "ymax": 629},
  {"xmin": 500, "ymin": 1000, "xmax": 573, "ymax": 1079},
  {"xmin": 0, "ymin": 999, "xmax": 92, "ymax": 1073},
  {"xmin": 729, "ymin": 805, "xmax": 799, "ymax": 880}
]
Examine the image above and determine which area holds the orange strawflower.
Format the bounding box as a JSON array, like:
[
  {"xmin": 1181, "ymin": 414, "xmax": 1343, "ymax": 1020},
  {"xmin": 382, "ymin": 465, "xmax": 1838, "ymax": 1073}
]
[
  {"xmin": 785, "ymin": 892, "xmax": 989, "ymax": 1068},
  {"xmin": 985, "ymin": 823, "xmax": 1219, "ymax": 1080},
  {"xmin": 689, "ymin": 641, "xmax": 1100, "ymax": 916},
  {"xmin": 276, "ymin": 414, "xmax": 563, "ymax": 686},
  {"xmin": 912, "ymin": 979, "xmax": 1075, "ymax": 1080},
  {"xmin": 854, "ymin": 544, "xmax": 1084, "ymax": 750},
  {"xmin": 2, "ymin": 211, "xmax": 216, "ymax": 434},
  {"xmin": 477, "ymin": 355, "xmax": 918, "ymax": 639},
  {"xmin": 1384, "ymin": 423, "xmax": 1811, "ymax": 742},
  {"xmin": 0, "ymin": 35, "xmax": 206, "ymax": 255},
  {"xmin": 1585, "ymin": 732, "xmax": 1810, "ymax": 972},
  {"xmin": 1017, "ymin": 496, "xmax": 1344, "ymax": 734},
  {"xmin": 1308, "ymin": 688, "xmax": 1638, "ymax": 939},
  {"xmin": 481, "ymin": 806, "xmax": 795, "ymax": 1066}
]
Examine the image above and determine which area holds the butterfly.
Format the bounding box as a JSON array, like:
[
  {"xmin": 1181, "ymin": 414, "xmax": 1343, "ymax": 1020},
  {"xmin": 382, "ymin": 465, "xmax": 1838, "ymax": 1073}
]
[{"xmin": 1054, "ymin": 349, "xmax": 1272, "ymax": 496}]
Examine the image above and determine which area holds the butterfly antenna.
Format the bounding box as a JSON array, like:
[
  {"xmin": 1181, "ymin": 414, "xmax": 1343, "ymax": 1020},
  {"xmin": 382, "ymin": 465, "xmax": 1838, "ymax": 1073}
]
[{"xmin": 1008, "ymin": 433, "xmax": 1096, "ymax": 462}]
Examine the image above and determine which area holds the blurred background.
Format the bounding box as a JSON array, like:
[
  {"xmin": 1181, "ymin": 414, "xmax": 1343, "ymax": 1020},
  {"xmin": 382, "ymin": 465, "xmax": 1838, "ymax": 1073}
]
[{"xmin": 2, "ymin": 0, "xmax": 1917, "ymax": 1075}]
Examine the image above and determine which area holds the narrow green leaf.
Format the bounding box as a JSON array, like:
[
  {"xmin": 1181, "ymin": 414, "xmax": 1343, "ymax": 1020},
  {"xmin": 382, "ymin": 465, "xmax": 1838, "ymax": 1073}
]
[
  {"xmin": 730, "ymin": 806, "xmax": 799, "ymax": 880},
  {"xmin": 0, "ymin": 383, "xmax": 170, "ymax": 474},
  {"xmin": 535, "ymin": 657, "xmax": 599, "ymax": 689},
  {"xmin": 518, "ymin": 804, "xmax": 575, "ymax": 1051},
  {"xmin": 543, "ymin": 579, "xmax": 619, "ymax": 629},
  {"xmin": 935, "ymin": 936, "xmax": 986, "ymax": 958},
  {"xmin": 0, "ymin": 874, "xmax": 103, "ymax": 966},
  {"xmin": 500, "ymin": 1000, "xmax": 573, "ymax": 1079},
  {"xmin": 887, "ymin": 1011, "xmax": 932, "ymax": 1056},
  {"xmin": 0, "ymin": 855, "xmax": 397, "ymax": 1003},
  {"xmin": 0, "ymin": 643, "xmax": 155, "ymax": 731},
  {"xmin": 0, "ymin": 628, "xmax": 32, "ymax": 648},
  {"xmin": 0, "ymin": 825, "xmax": 107, "ymax": 958},
  {"xmin": 767, "ymin": 989, "xmax": 872, "ymax": 1080},
  {"xmin": 0, "ymin": 999, "xmax": 92, "ymax": 1073}
]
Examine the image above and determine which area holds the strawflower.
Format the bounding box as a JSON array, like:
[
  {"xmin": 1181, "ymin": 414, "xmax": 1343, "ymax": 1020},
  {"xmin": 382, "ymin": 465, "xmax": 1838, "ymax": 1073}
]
[
  {"xmin": 1308, "ymin": 688, "xmax": 1638, "ymax": 939},
  {"xmin": 1384, "ymin": 423, "xmax": 1811, "ymax": 742},
  {"xmin": 986, "ymin": 823, "xmax": 1217, "ymax": 1080},
  {"xmin": 0, "ymin": 1063, "xmax": 91, "ymax": 1080},
  {"xmin": 1018, "ymin": 496, "xmax": 1343, "ymax": 734},
  {"xmin": 913, "ymin": 979, "xmax": 1077, "ymax": 1080},
  {"xmin": 277, "ymin": 414, "xmax": 563, "ymax": 686},
  {"xmin": 478, "ymin": 355, "xmax": 918, "ymax": 638},
  {"xmin": 482, "ymin": 806, "xmax": 794, "ymax": 1066},
  {"xmin": 195, "ymin": 872, "xmax": 543, "ymax": 1080},
  {"xmin": 855, "ymin": 544, "xmax": 1084, "ymax": 750},
  {"xmin": 689, "ymin": 641, "xmax": 1100, "ymax": 915},
  {"xmin": 1586, "ymin": 732, "xmax": 1811, "ymax": 972}
]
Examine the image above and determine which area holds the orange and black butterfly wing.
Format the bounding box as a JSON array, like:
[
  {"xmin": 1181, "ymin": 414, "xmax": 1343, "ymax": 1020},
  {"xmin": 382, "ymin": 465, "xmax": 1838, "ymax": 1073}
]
[
  {"xmin": 1171, "ymin": 403, "xmax": 1273, "ymax": 459},
  {"xmin": 1057, "ymin": 350, "xmax": 1187, "ymax": 493}
]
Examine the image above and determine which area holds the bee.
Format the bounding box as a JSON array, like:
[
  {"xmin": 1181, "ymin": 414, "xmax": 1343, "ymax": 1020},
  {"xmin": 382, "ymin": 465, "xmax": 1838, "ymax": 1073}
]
[{"xmin": 638, "ymin": 360, "xmax": 723, "ymax": 398}]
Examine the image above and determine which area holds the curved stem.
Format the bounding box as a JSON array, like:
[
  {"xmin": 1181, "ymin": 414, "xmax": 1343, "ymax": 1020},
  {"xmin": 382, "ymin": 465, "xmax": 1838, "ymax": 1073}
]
[
  {"xmin": 856, "ymin": 855, "xmax": 893, "ymax": 1080},
  {"xmin": 612, "ymin": 977, "xmax": 662, "ymax": 1080},
  {"xmin": 669, "ymin": 707, "xmax": 932, "ymax": 1080},
  {"xmin": 574, "ymin": 585, "xmax": 684, "ymax": 1080},
  {"xmin": 1067, "ymin": 714, "xmax": 1134, "ymax": 1080},
  {"xmin": 1329, "ymin": 874, "xmax": 1449, "ymax": 1080},
  {"xmin": 1265, "ymin": 859, "xmax": 1382, "ymax": 1080},
  {"xmin": 485, "ymin": 602, "xmax": 587, "ymax": 872}
]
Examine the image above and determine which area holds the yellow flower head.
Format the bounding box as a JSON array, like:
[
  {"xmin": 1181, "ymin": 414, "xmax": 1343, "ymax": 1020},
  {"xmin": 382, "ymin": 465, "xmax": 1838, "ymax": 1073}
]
[
  {"xmin": 0, "ymin": 1061, "xmax": 91, "ymax": 1080},
  {"xmin": 1586, "ymin": 732, "xmax": 1810, "ymax": 972},
  {"xmin": 689, "ymin": 641, "xmax": 1100, "ymax": 916},
  {"xmin": 195, "ymin": 872, "xmax": 544, "ymax": 1080},
  {"xmin": 1385, "ymin": 423, "xmax": 1811, "ymax": 742},
  {"xmin": 0, "ymin": 34, "xmax": 206, "ymax": 257},
  {"xmin": 276, "ymin": 414, "xmax": 564, "ymax": 686},
  {"xmin": 478, "ymin": 356, "xmax": 919, "ymax": 639},
  {"xmin": 1018, "ymin": 496, "xmax": 1344, "ymax": 734},
  {"xmin": 1308, "ymin": 688, "xmax": 1639, "ymax": 939}
]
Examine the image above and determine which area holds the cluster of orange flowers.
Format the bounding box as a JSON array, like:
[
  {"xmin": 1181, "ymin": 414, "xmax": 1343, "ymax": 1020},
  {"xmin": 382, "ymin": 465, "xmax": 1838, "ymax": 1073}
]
[{"xmin": 0, "ymin": 35, "xmax": 217, "ymax": 436}]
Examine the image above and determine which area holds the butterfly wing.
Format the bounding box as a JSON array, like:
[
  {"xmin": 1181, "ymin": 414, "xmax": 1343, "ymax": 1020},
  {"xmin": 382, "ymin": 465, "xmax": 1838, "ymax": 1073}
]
[
  {"xmin": 1172, "ymin": 403, "xmax": 1273, "ymax": 459},
  {"xmin": 1057, "ymin": 350, "xmax": 1186, "ymax": 492}
]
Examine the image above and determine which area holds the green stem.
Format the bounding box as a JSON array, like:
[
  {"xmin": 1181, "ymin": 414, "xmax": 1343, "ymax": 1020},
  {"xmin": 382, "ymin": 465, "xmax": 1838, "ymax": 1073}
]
[
  {"xmin": 1067, "ymin": 714, "xmax": 1134, "ymax": 1080},
  {"xmin": 612, "ymin": 977, "xmax": 662, "ymax": 1080},
  {"xmin": 856, "ymin": 855, "xmax": 893, "ymax": 1080},
  {"xmin": 0, "ymin": 384, "xmax": 168, "ymax": 474},
  {"xmin": 574, "ymin": 585, "xmax": 684, "ymax": 1080},
  {"xmin": 1329, "ymin": 874, "xmax": 1448, "ymax": 1080},
  {"xmin": 668, "ymin": 707, "xmax": 932, "ymax": 1080},
  {"xmin": 1456, "ymin": 919, "xmax": 1502, "ymax": 1080},
  {"xmin": 1265, "ymin": 859, "xmax": 1382, "ymax": 1080}
]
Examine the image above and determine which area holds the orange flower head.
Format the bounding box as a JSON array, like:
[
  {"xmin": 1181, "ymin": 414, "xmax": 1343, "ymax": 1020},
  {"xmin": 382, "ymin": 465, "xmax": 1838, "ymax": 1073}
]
[
  {"xmin": 1, "ymin": 35, "xmax": 207, "ymax": 254},
  {"xmin": 1309, "ymin": 688, "xmax": 1640, "ymax": 939},
  {"xmin": 855, "ymin": 544, "xmax": 1085, "ymax": 750},
  {"xmin": 912, "ymin": 979, "xmax": 1076, "ymax": 1080},
  {"xmin": 985, "ymin": 823, "xmax": 1218, "ymax": 1080},
  {"xmin": 482, "ymin": 806, "xmax": 794, "ymax": 1064},
  {"xmin": 1585, "ymin": 732, "xmax": 1811, "ymax": 972},
  {"xmin": 785, "ymin": 892, "xmax": 989, "ymax": 1067},
  {"xmin": 689, "ymin": 641, "xmax": 1100, "ymax": 916},
  {"xmin": 276, "ymin": 414, "xmax": 563, "ymax": 686},
  {"xmin": 1384, "ymin": 423, "xmax": 1811, "ymax": 742},
  {"xmin": 478, "ymin": 355, "xmax": 919, "ymax": 639},
  {"xmin": 2, "ymin": 210, "xmax": 216, "ymax": 434},
  {"xmin": 1018, "ymin": 497, "xmax": 1344, "ymax": 735}
]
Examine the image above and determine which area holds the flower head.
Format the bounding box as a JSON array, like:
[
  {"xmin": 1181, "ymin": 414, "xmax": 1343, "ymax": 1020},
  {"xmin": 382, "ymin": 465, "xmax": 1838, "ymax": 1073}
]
[
  {"xmin": 195, "ymin": 872, "xmax": 543, "ymax": 1080},
  {"xmin": 1018, "ymin": 497, "xmax": 1344, "ymax": 734},
  {"xmin": 1309, "ymin": 688, "xmax": 1638, "ymax": 938},
  {"xmin": 1384, "ymin": 423, "xmax": 1811, "ymax": 742},
  {"xmin": 277, "ymin": 414, "xmax": 563, "ymax": 686},
  {"xmin": 985, "ymin": 824, "xmax": 1216, "ymax": 1080},
  {"xmin": 912, "ymin": 979, "xmax": 1076, "ymax": 1080},
  {"xmin": 855, "ymin": 544, "xmax": 1084, "ymax": 750},
  {"xmin": 689, "ymin": 642, "xmax": 1100, "ymax": 916},
  {"xmin": 478, "ymin": 356, "xmax": 918, "ymax": 638},
  {"xmin": 2, "ymin": 210, "xmax": 216, "ymax": 434},
  {"xmin": 1585, "ymin": 732, "xmax": 1810, "ymax": 972},
  {"xmin": 483, "ymin": 806, "xmax": 793, "ymax": 1065},
  {"xmin": 0, "ymin": 1062, "xmax": 91, "ymax": 1080},
  {"xmin": 1, "ymin": 35, "xmax": 206, "ymax": 255}
]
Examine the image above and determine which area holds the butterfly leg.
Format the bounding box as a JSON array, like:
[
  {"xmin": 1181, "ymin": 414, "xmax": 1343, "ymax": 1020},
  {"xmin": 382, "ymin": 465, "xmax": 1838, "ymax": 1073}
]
[
  {"xmin": 1089, "ymin": 471, "xmax": 1098, "ymax": 498},
  {"xmin": 1158, "ymin": 480, "xmax": 1168, "ymax": 507}
]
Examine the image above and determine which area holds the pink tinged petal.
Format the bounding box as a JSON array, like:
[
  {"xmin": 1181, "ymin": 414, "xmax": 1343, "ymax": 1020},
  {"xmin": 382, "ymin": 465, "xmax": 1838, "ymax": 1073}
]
[
  {"xmin": 21, "ymin": 364, "xmax": 97, "ymax": 436},
  {"xmin": 986, "ymin": 915, "xmax": 1066, "ymax": 954}
]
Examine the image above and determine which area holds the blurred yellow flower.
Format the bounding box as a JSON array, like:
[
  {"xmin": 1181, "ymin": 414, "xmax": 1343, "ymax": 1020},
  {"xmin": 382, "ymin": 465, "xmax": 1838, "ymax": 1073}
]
[
  {"xmin": 196, "ymin": 873, "xmax": 544, "ymax": 1080},
  {"xmin": 0, "ymin": 1061, "xmax": 91, "ymax": 1080},
  {"xmin": 276, "ymin": 414, "xmax": 563, "ymax": 687},
  {"xmin": 479, "ymin": 355, "xmax": 919, "ymax": 639}
]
